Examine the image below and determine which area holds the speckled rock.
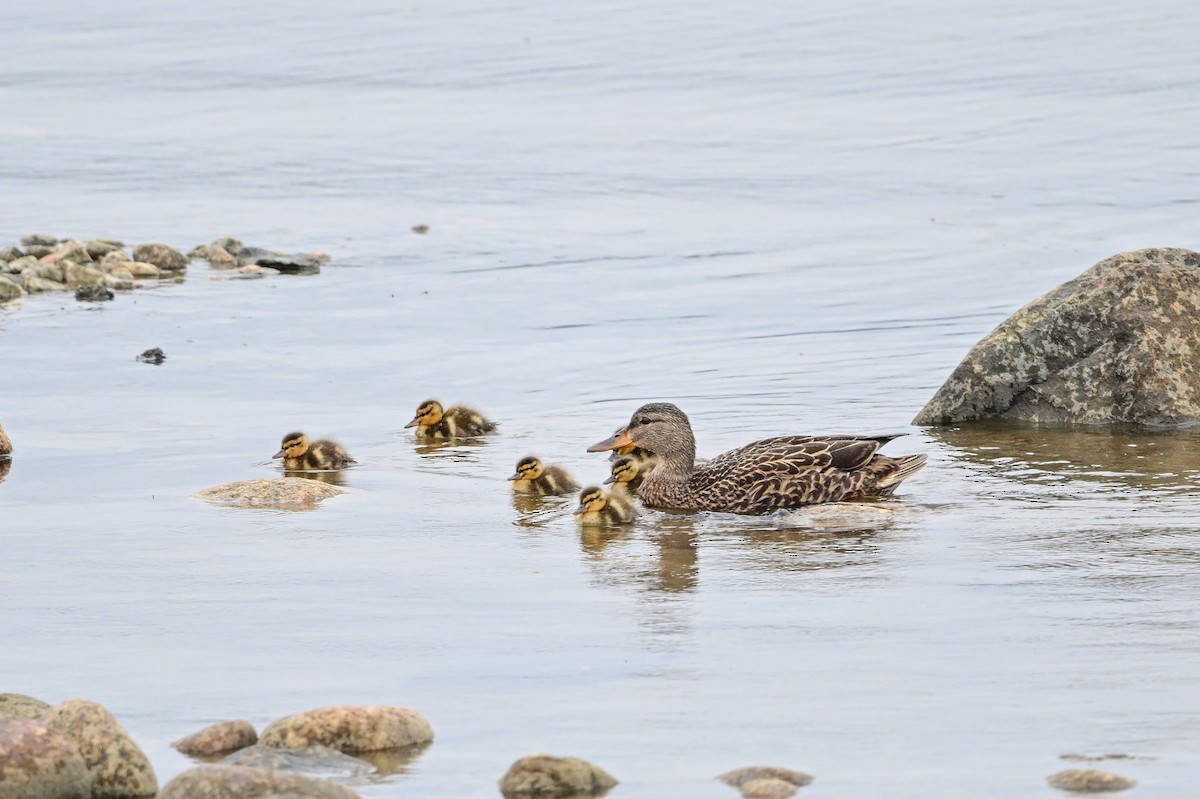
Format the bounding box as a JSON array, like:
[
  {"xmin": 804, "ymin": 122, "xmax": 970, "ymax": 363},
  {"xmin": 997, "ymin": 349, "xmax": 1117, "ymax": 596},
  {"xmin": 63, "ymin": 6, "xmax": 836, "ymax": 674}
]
[
  {"xmin": 0, "ymin": 694, "xmax": 47, "ymax": 720},
  {"xmin": 100, "ymin": 250, "xmax": 132, "ymax": 265},
  {"xmin": 23, "ymin": 244, "xmax": 54, "ymax": 259},
  {"xmin": 43, "ymin": 699, "xmax": 158, "ymax": 798},
  {"xmin": 0, "ymin": 246, "xmax": 23, "ymax": 261},
  {"xmin": 0, "ymin": 717, "xmax": 92, "ymax": 799},
  {"xmin": 1047, "ymin": 769, "xmax": 1136, "ymax": 792},
  {"xmin": 718, "ymin": 767, "xmax": 813, "ymax": 790},
  {"xmin": 737, "ymin": 778, "xmax": 801, "ymax": 799},
  {"xmin": 23, "ymin": 261, "xmax": 63, "ymax": 283},
  {"xmin": 21, "ymin": 275, "xmax": 67, "ymax": 293},
  {"xmin": 6, "ymin": 255, "xmax": 39, "ymax": 274},
  {"xmin": 57, "ymin": 244, "xmax": 95, "ymax": 265},
  {"xmin": 172, "ymin": 720, "xmax": 258, "ymax": 757},
  {"xmin": 222, "ymin": 744, "xmax": 375, "ymax": 781},
  {"xmin": 208, "ymin": 246, "xmax": 237, "ymax": 269},
  {"xmin": 157, "ymin": 764, "xmax": 360, "ymax": 799},
  {"xmin": 0, "ymin": 279, "xmax": 24, "ymax": 303},
  {"xmin": 132, "ymin": 243, "xmax": 188, "ymax": 271},
  {"xmin": 915, "ymin": 248, "xmax": 1200, "ymax": 426},
  {"xmin": 63, "ymin": 262, "xmax": 107, "ymax": 287},
  {"xmin": 498, "ymin": 754, "xmax": 618, "ymax": 797},
  {"xmin": 259, "ymin": 706, "xmax": 433, "ymax": 753},
  {"xmin": 210, "ymin": 236, "xmax": 245, "ymax": 255},
  {"xmin": 194, "ymin": 478, "xmax": 345, "ymax": 511},
  {"xmin": 123, "ymin": 261, "xmax": 161, "ymax": 279},
  {"xmin": 20, "ymin": 234, "xmax": 57, "ymax": 247},
  {"xmin": 84, "ymin": 240, "xmax": 124, "ymax": 259}
]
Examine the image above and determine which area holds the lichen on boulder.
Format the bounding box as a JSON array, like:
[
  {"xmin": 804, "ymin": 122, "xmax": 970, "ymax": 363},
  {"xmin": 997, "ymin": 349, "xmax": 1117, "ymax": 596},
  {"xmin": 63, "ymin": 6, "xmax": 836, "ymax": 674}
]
[
  {"xmin": 172, "ymin": 720, "xmax": 258, "ymax": 757},
  {"xmin": 0, "ymin": 717, "xmax": 92, "ymax": 799},
  {"xmin": 258, "ymin": 706, "xmax": 433, "ymax": 753},
  {"xmin": 915, "ymin": 248, "xmax": 1200, "ymax": 426},
  {"xmin": 42, "ymin": 699, "xmax": 158, "ymax": 798},
  {"xmin": 157, "ymin": 764, "xmax": 360, "ymax": 799}
]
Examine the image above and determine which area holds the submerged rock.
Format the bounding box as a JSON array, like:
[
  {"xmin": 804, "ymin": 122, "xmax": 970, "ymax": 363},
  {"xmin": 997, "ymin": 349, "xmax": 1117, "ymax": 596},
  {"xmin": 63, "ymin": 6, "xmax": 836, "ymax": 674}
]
[
  {"xmin": 259, "ymin": 706, "xmax": 433, "ymax": 753},
  {"xmin": 157, "ymin": 764, "xmax": 360, "ymax": 799},
  {"xmin": 0, "ymin": 717, "xmax": 92, "ymax": 799},
  {"xmin": 172, "ymin": 720, "xmax": 257, "ymax": 757},
  {"xmin": 1046, "ymin": 768, "xmax": 1136, "ymax": 792},
  {"xmin": 75, "ymin": 285, "xmax": 115, "ymax": 302},
  {"xmin": 132, "ymin": 243, "xmax": 188, "ymax": 271},
  {"xmin": 498, "ymin": 754, "xmax": 618, "ymax": 797},
  {"xmin": 136, "ymin": 347, "xmax": 166, "ymax": 365},
  {"xmin": 915, "ymin": 248, "xmax": 1200, "ymax": 426},
  {"xmin": 43, "ymin": 699, "xmax": 158, "ymax": 798},
  {"xmin": 194, "ymin": 478, "xmax": 344, "ymax": 510},
  {"xmin": 0, "ymin": 279, "xmax": 24, "ymax": 304},
  {"xmin": 222, "ymin": 744, "xmax": 375, "ymax": 781},
  {"xmin": 718, "ymin": 767, "xmax": 813, "ymax": 790},
  {"xmin": 0, "ymin": 694, "xmax": 46, "ymax": 720}
]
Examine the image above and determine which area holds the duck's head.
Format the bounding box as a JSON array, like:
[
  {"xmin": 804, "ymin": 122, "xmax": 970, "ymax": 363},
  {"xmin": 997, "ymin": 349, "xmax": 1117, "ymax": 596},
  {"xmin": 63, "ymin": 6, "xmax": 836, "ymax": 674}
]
[
  {"xmin": 574, "ymin": 486, "xmax": 608, "ymax": 516},
  {"xmin": 587, "ymin": 402, "xmax": 695, "ymax": 462},
  {"xmin": 510, "ymin": 456, "xmax": 544, "ymax": 482},
  {"xmin": 405, "ymin": 400, "xmax": 444, "ymax": 429},
  {"xmin": 274, "ymin": 431, "xmax": 309, "ymax": 460},
  {"xmin": 605, "ymin": 456, "xmax": 639, "ymax": 485}
]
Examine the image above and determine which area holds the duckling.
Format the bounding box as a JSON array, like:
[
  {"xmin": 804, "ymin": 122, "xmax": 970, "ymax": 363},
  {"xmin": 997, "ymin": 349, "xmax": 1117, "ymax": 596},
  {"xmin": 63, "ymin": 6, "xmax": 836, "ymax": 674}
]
[
  {"xmin": 0, "ymin": 422, "xmax": 10, "ymax": 457},
  {"xmin": 605, "ymin": 425, "xmax": 658, "ymax": 471},
  {"xmin": 272, "ymin": 431, "xmax": 356, "ymax": 471},
  {"xmin": 573, "ymin": 485, "xmax": 637, "ymax": 525},
  {"xmin": 509, "ymin": 456, "xmax": 579, "ymax": 496},
  {"xmin": 404, "ymin": 399, "xmax": 497, "ymax": 440},
  {"xmin": 604, "ymin": 455, "xmax": 642, "ymax": 493}
]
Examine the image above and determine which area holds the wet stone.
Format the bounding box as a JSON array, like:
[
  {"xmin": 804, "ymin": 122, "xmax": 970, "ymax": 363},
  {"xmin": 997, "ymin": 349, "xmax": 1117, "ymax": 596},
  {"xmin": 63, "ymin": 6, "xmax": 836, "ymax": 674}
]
[
  {"xmin": 0, "ymin": 245, "xmax": 23, "ymax": 261},
  {"xmin": 738, "ymin": 778, "xmax": 801, "ymax": 799},
  {"xmin": 222, "ymin": 744, "xmax": 375, "ymax": 782},
  {"xmin": 498, "ymin": 754, "xmax": 618, "ymax": 798},
  {"xmin": 258, "ymin": 706, "xmax": 433, "ymax": 753},
  {"xmin": 132, "ymin": 243, "xmax": 188, "ymax": 271},
  {"xmin": 0, "ymin": 279, "xmax": 24, "ymax": 303},
  {"xmin": 194, "ymin": 478, "xmax": 344, "ymax": 510},
  {"xmin": 63, "ymin": 262, "xmax": 107, "ymax": 287},
  {"xmin": 21, "ymin": 275, "xmax": 68, "ymax": 293},
  {"xmin": 20, "ymin": 233, "xmax": 57, "ymax": 247},
  {"xmin": 157, "ymin": 764, "xmax": 360, "ymax": 799},
  {"xmin": 23, "ymin": 262, "xmax": 63, "ymax": 283},
  {"xmin": 208, "ymin": 246, "xmax": 237, "ymax": 269},
  {"xmin": 0, "ymin": 717, "xmax": 92, "ymax": 799},
  {"xmin": 1047, "ymin": 769, "xmax": 1136, "ymax": 793},
  {"xmin": 718, "ymin": 767, "xmax": 813, "ymax": 790},
  {"xmin": 136, "ymin": 347, "xmax": 166, "ymax": 365},
  {"xmin": 171, "ymin": 720, "xmax": 256, "ymax": 757},
  {"xmin": 0, "ymin": 694, "xmax": 48, "ymax": 720},
  {"xmin": 43, "ymin": 699, "xmax": 158, "ymax": 798},
  {"xmin": 75, "ymin": 285, "xmax": 115, "ymax": 302},
  {"xmin": 23, "ymin": 244, "xmax": 54, "ymax": 259},
  {"xmin": 251, "ymin": 254, "xmax": 323, "ymax": 275},
  {"xmin": 84, "ymin": 240, "xmax": 124, "ymax": 259}
]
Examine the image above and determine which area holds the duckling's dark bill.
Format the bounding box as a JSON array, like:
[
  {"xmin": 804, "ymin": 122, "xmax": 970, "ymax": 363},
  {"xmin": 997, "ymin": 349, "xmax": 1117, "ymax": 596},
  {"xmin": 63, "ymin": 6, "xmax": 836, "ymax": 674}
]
[
  {"xmin": 587, "ymin": 431, "xmax": 633, "ymax": 452},
  {"xmin": 507, "ymin": 472, "xmax": 523, "ymax": 481},
  {"xmin": 572, "ymin": 503, "xmax": 588, "ymax": 515},
  {"xmin": 271, "ymin": 449, "xmax": 285, "ymax": 459},
  {"xmin": 403, "ymin": 418, "xmax": 420, "ymax": 429}
]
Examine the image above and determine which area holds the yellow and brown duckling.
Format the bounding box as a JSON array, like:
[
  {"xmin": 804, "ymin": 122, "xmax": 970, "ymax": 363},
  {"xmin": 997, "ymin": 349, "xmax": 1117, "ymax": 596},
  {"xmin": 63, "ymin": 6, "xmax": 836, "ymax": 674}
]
[
  {"xmin": 588, "ymin": 402, "xmax": 927, "ymax": 515},
  {"xmin": 509, "ymin": 456, "xmax": 579, "ymax": 496},
  {"xmin": 605, "ymin": 425, "xmax": 657, "ymax": 470},
  {"xmin": 573, "ymin": 485, "xmax": 637, "ymax": 525},
  {"xmin": 0, "ymin": 422, "xmax": 11, "ymax": 458},
  {"xmin": 604, "ymin": 455, "xmax": 642, "ymax": 493},
  {"xmin": 404, "ymin": 399, "xmax": 497, "ymax": 440},
  {"xmin": 273, "ymin": 431, "xmax": 356, "ymax": 471}
]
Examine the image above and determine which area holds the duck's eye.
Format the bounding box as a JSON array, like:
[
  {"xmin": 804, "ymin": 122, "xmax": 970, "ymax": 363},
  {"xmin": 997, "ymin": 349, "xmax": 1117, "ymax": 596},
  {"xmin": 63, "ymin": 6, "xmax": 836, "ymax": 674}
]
[{"xmin": 638, "ymin": 417, "xmax": 652, "ymax": 426}]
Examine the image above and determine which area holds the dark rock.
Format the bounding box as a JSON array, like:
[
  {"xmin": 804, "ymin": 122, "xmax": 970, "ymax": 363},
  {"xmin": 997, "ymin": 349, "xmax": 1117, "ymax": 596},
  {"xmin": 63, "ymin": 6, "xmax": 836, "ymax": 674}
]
[
  {"xmin": 157, "ymin": 764, "xmax": 360, "ymax": 799},
  {"xmin": 1047, "ymin": 768, "xmax": 1136, "ymax": 792},
  {"xmin": 258, "ymin": 706, "xmax": 432, "ymax": 753},
  {"xmin": 172, "ymin": 720, "xmax": 256, "ymax": 757},
  {"xmin": 915, "ymin": 248, "xmax": 1200, "ymax": 426},
  {"xmin": 411, "ymin": 224, "xmax": 429, "ymax": 234},
  {"xmin": 0, "ymin": 717, "xmax": 92, "ymax": 799},
  {"xmin": 222, "ymin": 744, "xmax": 374, "ymax": 782},
  {"xmin": 253, "ymin": 255, "xmax": 323, "ymax": 275},
  {"xmin": 132, "ymin": 243, "xmax": 188, "ymax": 271},
  {"xmin": 499, "ymin": 754, "xmax": 617, "ymax": 797},
  {"xmin": 75, "ymin": 285, "xmax": 114, "ymax": 302},
  {"xmin": 136, "ymin": 347, "xmax": 166, "ymax": 365},
  {"xmin": 0, "ymin": 279, "xmax": 25, "ymax": 304},
  {"xmin": 43, "ymin": 699, "xmax": 158, "ymax": 797},
  {"xmin": 20, "ymin": 233, "xmax": 57, "ymax": 247},
  {"xmin": 0, "ymin": 693, "xmax": 47, "ymax": 720}
]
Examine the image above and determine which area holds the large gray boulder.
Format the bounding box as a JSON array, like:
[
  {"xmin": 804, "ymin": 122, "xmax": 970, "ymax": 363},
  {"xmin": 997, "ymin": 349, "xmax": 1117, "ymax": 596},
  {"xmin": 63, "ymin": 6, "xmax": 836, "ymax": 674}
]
[{"xmin": 915, "ymin": 248, "xmax": 1200, "ymax": 426}]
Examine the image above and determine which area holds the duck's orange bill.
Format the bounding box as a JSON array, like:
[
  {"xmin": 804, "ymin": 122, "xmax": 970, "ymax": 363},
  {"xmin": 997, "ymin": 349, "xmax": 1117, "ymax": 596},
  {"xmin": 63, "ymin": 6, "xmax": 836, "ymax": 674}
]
[
  {"xmin": 272, "ymin": 450, "xmax": 285, "ymax": 459},
  {"xmin": 587, "ymin": 431, "xmax": 632, "ymax": 452}
]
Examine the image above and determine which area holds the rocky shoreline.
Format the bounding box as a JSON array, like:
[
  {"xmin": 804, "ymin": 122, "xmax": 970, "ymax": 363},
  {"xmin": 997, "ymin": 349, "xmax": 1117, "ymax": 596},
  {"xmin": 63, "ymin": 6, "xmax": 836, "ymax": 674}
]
[{"xmin": 0, "ymin": 234, "xmax": 330, "ymax": 308}]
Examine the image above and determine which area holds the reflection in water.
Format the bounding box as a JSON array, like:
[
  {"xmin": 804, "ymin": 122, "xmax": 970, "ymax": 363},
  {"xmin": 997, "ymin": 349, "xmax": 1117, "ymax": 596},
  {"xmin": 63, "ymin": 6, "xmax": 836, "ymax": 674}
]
[
  {"xmin": 650, "ymin": 516, "xmax": 698, "ymax": 593},
  {"xmin": 284, "ymin": 468, "xmax": 348, "ymax": 486},
  {"xmin": 412, "ymin": 437, "xmax": 490, "ymax": 463},
  {"xmin": 929, "ymin": 423, "xmax": 1200, "ymax": 492},
  {"xmin": 356, "ymin": 743, "xmax": 432, "ymax": 777},
  {"xmin": 579, "ymin": 525, "xmax": 632, "ymax": 554}
]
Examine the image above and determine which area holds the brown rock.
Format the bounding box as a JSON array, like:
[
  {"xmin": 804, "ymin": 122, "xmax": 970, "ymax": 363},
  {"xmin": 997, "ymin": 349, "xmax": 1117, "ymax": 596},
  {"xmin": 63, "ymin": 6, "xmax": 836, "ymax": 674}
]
[
  {"xmin": 0, "ymin": 693, "xmax": 47, "ymax": 719},
  {"xmin": 718, "ymin": 766, "xmax": 813, "ymax": 789},
  {"xmin": 0, "ymin": 279, "xmax": 24, "ymax": 303},
  {"xmin": 63, "ymin": 263, "xmax": 107, "ymax": 287},
  {"xmin": 498, "ymin": 754, "xmax": 618, "ymax": 797},
  {"xmin": 259, "ymin": 706, "xmax": 433, "ymax": 753},
  {"xmin": 132, "ymin": 243, "xmax": 188, "ymax": 271},
  {"xmin": 124, "ymin": 261, "xmax": 161, "ymax": 279},
  {"xmin": 738, "ymin": 778, "xmax": 800, "ymax": 798},
  {"xmin": 208, "ymin": 247, "xmax": 237, "ymax": 269},
  {"xmin": 22, "ymin": 261, "xmax": 64, "ymax": 283},
  {"xmin": 172, "ymin": 720, "xmax": 258, "ymax": 757},
  {"xmin": 157, "ymin": 764, "xmax": 360, "ymax": 799},
  {"xmin": 0, "ymin": 245, "xmax": 24, "ymax": 261},
  {"xmin": 1047, "ymin": 769, "xmax": 1136, "ymax": 792},
  {"xmin": 915, "ymin": 248, "xmax": 1200, "ymax": 425},
  {"xmin": 0, "ymin": 717, "xmax": 92, "ymax": 799},
  {"xmin": 194, "ymin": 478, "xmax": 344, "ymax": 511},
  {"xmin": 20, "ymin": 275, "xmax": 67, "ymax": 293},
  {"xmin": 43, "ymin": 699, "xmax": 158, "ymax": 798}
]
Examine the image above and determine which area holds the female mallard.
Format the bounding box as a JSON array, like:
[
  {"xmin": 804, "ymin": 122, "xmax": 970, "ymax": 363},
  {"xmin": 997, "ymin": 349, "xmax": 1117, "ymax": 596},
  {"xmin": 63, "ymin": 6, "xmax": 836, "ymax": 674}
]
[
  {"xmin": 574, "ymin": 485, "xmax": 637, "ymax": 524},
  {"xmin": 273, "ymin": 432, "xmax": 356, "ymax": 471},
  {"xmin": 404, "ymin": 399, "xmax": 496, "ymax": 440},
  {"xmin": 587, "ymin": 402, "xmax": 926, "ymax": 514},
  {"xmin": 509, "ymin": 456, "xmax": 579, "ymax": 496},
  {"xmin": 603, "ymin": 455, "xmax": 642, "ymax": 493}
]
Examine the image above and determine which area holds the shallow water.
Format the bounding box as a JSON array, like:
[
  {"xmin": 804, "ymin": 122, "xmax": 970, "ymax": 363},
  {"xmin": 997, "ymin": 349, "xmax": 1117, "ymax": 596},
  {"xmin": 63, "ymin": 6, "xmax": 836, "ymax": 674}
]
[{"xmin": 3, "ymin": 0, "xmax": 1200, "ymax": 796}]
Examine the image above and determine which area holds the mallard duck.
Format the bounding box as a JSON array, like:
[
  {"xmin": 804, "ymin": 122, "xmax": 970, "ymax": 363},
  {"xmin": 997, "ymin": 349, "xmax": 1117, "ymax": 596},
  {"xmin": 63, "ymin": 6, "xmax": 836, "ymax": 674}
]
[
  {"xmin": 0, "ymin": 422, "xmax": 11, "ymax": 457},
  {"xmin": 509, "ymin": 456, "xmax": 579, "ymax": 496},
  {"xmin": 603, "ymin": 455, "xmax": 642, "ymax": 492},
  {"xmin": 404, "ymin": 399, "xmax": 496, "ymax": 440},
  {"xmin": 573, "ymin": 485, "xmax": 637, "ymax": 524},
  {"xmin": 587, "ymin": 402, "xmax": 927, "ymax": 514},
  {"xmin": 273, "ymin": 432, "xmax": 355, "ymax": 471}
]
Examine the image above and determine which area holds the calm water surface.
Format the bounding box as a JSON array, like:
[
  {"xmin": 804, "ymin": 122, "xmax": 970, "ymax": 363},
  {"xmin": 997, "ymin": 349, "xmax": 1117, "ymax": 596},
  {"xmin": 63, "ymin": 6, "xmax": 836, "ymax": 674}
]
[{"xmin": 2, "ymin": 1, "xmax": 1200, "ymax": 797}]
